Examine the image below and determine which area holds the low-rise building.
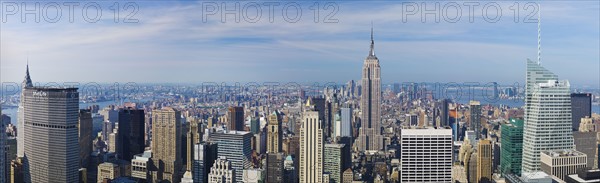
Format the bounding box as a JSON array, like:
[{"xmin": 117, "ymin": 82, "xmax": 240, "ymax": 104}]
[{"xmin": 541, "ymin": 150, "xmax": 587, "ymax": 182}]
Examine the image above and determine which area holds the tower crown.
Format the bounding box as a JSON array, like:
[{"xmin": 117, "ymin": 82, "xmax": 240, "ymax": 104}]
[{"xmin": 23, "ymin": 62, "xmax": 33, "ymax": 88}]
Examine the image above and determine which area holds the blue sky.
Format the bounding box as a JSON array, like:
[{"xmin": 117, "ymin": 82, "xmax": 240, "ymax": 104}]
[{"xmin": 1, "ymin": 1, "xmax": 598, "ymax": 88}]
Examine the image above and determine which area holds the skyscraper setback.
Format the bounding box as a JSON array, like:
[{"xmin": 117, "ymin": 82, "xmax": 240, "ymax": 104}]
[
  {"xmin": 21, "ymin": 65, "xmax": 80, "ymax": 182},
  {"xmin": 357, "ymin": 28, "xmax": 383, "ymax": 152}
]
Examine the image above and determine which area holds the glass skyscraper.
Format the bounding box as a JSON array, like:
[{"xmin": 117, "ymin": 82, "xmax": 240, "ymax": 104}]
[
  {"xmin": 500, "ymin": 118, "xmax": 523, "ymax": 176},
  {"xmin": 522, "ymin": 59, "xmax": 574, "ymax": 173},
  {"xmin": 209, "ymin": 130, "xmax": 252, "ymax": 183}
]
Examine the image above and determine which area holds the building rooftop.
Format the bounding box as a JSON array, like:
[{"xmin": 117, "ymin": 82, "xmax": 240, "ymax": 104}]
[
  {"xmin": 542, "ymin": 149, "xmax": 586, "ymax": 157},
  {"xmin": 28, "ymin": 87, "xmax": 78, "ymax": 91},
  {"xmin": 325, "ymin": 143, "xmax": 345, "ymax": 148},
  {"xmin": 401, "ymin": 128, "xmax": 452, "ymax": 136}
]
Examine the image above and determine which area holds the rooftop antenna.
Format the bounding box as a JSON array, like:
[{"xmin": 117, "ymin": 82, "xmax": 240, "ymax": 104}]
[
  {"xmin": 369, "ymin": 21, "xmax": 375, "ymax": 56},
  {"xmin": 537, "ymin": 4, "xmax": 541, "ymax": 65}
]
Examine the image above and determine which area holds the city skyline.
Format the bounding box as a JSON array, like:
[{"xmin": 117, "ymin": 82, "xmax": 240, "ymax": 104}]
[
  {"xmin": 0, "ymin": 1, "xmax": 598, "ymax": 87},
  {"xmin": 0, "ymin": 1, "xmax": 599, "ymax": 182}
]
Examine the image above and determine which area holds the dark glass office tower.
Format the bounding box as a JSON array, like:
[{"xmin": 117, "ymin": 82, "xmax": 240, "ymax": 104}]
[
  {"xmin": 118, "ymin": 107, "xmax": 145, "ymax": 160},
  {"xmin": 227, "ymin": 106, "xmax": 244, "ymax": 131},
  {"xmin": 571, "ymin": 93, "xmax": 592, "ymax": 131}
]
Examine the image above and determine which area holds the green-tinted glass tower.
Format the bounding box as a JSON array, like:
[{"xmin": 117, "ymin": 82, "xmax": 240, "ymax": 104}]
[{"xmin": 501, "ymin": 118, "xmax": 523, "ymax": 176}]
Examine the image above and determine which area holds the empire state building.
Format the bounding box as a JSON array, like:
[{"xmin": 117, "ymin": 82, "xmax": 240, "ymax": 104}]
[{"xmin": 356, "ymin": 27, "xmax": 383, "ymax": 152}]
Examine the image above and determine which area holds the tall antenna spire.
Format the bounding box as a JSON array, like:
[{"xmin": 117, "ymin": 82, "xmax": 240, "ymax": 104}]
[
  {"xmin": 371, "ymin": 21, "xmax": 374, "ymax": 42},
  {"xmin": 369, "ymin": 21, "xmax": 375, "ymax": 57},
  {"xmin": 537, "ymin": 4, "xmax": 541, "ymax": 65}
]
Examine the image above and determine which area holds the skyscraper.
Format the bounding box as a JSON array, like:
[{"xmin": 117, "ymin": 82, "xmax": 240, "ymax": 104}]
[
  {"xmin": 79, "ymin": 109, "xmax": 93, "ymax": 169},
  {"xmin": 250, "ymin": 118, "xmax": 260, "ymax": 134},
  {"xmin": 469, "ymin": 100, "xmax": 481, "ymax": 139},
  {"xmin": 300, "ymin": 111, "xmax": 324, "ymax": 183},
  {"xmin": 151, "ymin": 107, "xmax": 183, "ymax": 183},
  {"xmin": 208, "ymin": 130, "xmax": 252, "ymax": 183},
  {"xmin": 324, "ymin": 144, "xmax": 345, "ymax": 183},
  {"xmin": 17, "ymin": 64, "xmax": 33, "ymax": 158},
  {"xmin": 185, "ymin": 120, "xmax": 200, "ymax": 171},
  {"xmin": 311, "ymin": 98, "xmax": 327, "ymax": 133},
  {"xmin": 0, "ymin": 109, "xmax": 6, "ymax": 183},
  {"xmin": 22, "ymin": 84, "xmax": 80, "ymax": 181},
  {"xmin": 500, "ymin": 118, "xmax": 523, "ymax": 176},
  {"xmin": 357, "ymin": 27, "xmax": 383, "ymax": 152},
  {"xmin": 440, "ymin": 99, "xmax": 450, "ymax": 127},
  {"xmin": 400, "ymin": 128, "xmax": 452, "ymax": 182},
  {"xmin": 227, "ymin": 107, "xmax": 244, "ymax": 131},
  {"xmin": 522, "ymin": 59, "xmax": 574, "ymax": 173},
  {"xmin": 193, "ymin": 142, "xmax": 218, "ymax": 183},
  {"xmin": 266, "ymin": 111, "xmax": 284, "ymax": 183},
  {"xmin": 468, "ymin": 153, "xmax": 478, "ymax": 183},
  {"xmin": 266, "ymin": 152, "xmax": 285, "ymax": 183},
  {"xmin": 339, "ymin": 108, "xmax": 352, "ymax": 138},
  {"xmin": 117, "ymin": 107, "xmax": 145, "ymax": 161},
  {"xmin": 267, "ymin": 111, "xmax": 282, "ymax": 153},
  {"xmin": 573, "ymin": 130, "xmax": 596, "ymax": 168},
  {"xmin": 477, "ymin": 139, "xmax": 492, "ymax": 183},
  {"xmin": 571, "ymin": 93, "xmax": 592, "ymax": 131}
]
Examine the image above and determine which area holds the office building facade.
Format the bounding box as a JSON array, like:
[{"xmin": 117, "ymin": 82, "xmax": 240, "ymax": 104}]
[
  {"xmin": 500, "ymin": 118, "xmax": 524, "ymax": 176},
  {"xmin": 300, "ymin": 111, "xmax": 324, "ymax": 183},
  {"xmin": 400, "ymin": 128, "xmax": 452, "ymax": 182},
  {"xmin": 266, "ymin": 152, "xmax": 285, "ymax": 183},
  {"xmin": 541, "ymin": 150, "xmax": 587, "ymax": 182},
  {"xmin": 470, "ymin": 100, "xmax": 481, "ymax": 139},
  {"xmin": 227, "ymin": 107, "xmax": 244, "ymax": 131},
  {"xmin": 151, "ymin": 107, "xmax": 183, "ymax": 183},
  {"xmin": 477, "ymin": 139, "xmax": 492, "ymax": 183},
  {"xmin": 193, "ymin": 142, "xmax": 218, "ymax": 183},
  {"xmin": 324, "ymin": 144, "xmax": 345, "ymax": 183},
  {"xmin": 23, "ymin": 86, "xmax": 80, "ymax": 183},
  {"xmin": 79, "ymin": 109, "xmax": 93, "ymax": 169},
  {"xmin": 209, "ymin": 130, "xmax": 252, "ymax": 183},
  {"xmin": 267, "ymin": 111, "xmax": 282, "ymax": 153},
  {"xmin": 118, "ymin": 108, "xmax": 145, "ymax": 161}
]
